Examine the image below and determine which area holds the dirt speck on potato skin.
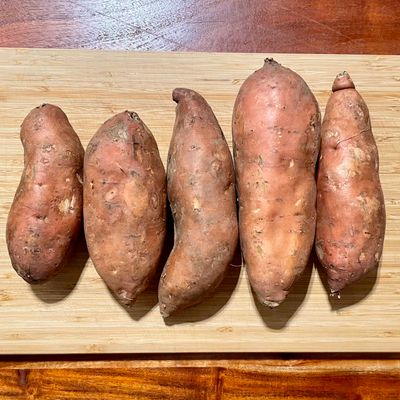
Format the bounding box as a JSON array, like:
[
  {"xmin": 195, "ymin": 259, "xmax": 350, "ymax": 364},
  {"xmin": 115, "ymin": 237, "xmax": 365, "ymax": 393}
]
[
  {"xmin": 232, "ymin": 58, "xmax": 321, "ymax": 307},
  {"xmin": 6, "ymin": 104, "xmax": 84, "ymax": 283},
  {"xmin": 316, "ymin": 72, "xmax": 386, "ymax": 293},
  {"xmin": 158, "ymin": 88, "xmax": 238, "ymax": 318},
  {"xmin": 84, "ymin": 111, "xmax": 166, "ymax": 306}
]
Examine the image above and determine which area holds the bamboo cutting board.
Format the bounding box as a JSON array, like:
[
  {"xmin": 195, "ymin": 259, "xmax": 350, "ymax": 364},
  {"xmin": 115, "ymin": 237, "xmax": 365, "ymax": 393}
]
[{"xmin": 0, "ymin": 49, "xmax": 399, "ymax": 354}]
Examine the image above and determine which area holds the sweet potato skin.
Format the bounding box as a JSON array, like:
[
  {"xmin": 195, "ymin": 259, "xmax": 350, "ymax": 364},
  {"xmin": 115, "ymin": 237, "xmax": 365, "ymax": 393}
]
[
  {"xmin": 158, "ymin": 88, "xmax": 238, "ymax": 317},
  {"xmin": 232, "ymin": 59, "xmax": 320, "ymax": 307},
  {"xmin": 6, "ymin": 104, "xmax": 84, "ymax": 283},
  {"xmin": 315, "ymin": 72, "xmax": 385, "ymax": 293},
  {"xmin": 84, "ymin": 111, "xmax": 166, "ymax": 306}
]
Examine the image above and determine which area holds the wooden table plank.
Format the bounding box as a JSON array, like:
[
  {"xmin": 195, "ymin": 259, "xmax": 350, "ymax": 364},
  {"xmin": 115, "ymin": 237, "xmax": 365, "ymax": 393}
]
[
  {"xmin": 1, "ymin": 358, "xmax": 400, "ymax": 399},
  {"xmin": 0, "ymin": 0, "xmax": 399, "ymax": 53}
]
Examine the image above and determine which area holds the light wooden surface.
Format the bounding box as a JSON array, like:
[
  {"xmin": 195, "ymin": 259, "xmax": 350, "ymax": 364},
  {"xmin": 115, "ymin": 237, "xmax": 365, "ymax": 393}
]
[{"xmin": 0, "ymin": 49, "xmax": 399, "ymax": 354}]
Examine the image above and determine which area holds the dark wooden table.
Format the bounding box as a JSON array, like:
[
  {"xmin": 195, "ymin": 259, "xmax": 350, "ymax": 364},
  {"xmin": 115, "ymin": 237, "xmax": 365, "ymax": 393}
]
[
  {"xmin": 1, "ymin": 0, "xmax": 399, "ymax": 53},
  {"xmin": 1, "ymin": 1, "xmax": 400, "ymax": 398}
]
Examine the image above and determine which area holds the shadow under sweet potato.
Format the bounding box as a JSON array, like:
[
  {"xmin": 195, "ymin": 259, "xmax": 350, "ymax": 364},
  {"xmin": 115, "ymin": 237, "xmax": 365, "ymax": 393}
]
[
  {"xmin": 116, "ymin": 276, "xmax": 160, "ymax": 321},
  {"xmin": 163, "ymin": 241, "xmax": 242, "ymax": 325},
  {"xmin": 31, "ymin": 227, "xmax": 88, "ymax": 303},
  {"xmin": 253, "ymin": 251, "xmax": 314, "ymax": 330},
  {"xmin": 315, "ymin": 253, "xmax": 379, "ymax": 310}
]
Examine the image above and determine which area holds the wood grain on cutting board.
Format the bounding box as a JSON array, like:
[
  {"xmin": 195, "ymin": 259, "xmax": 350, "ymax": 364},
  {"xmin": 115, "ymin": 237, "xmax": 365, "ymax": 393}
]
[{"xmin": 0, "ymin": 49, "xmax": 399, "ymax": 354}]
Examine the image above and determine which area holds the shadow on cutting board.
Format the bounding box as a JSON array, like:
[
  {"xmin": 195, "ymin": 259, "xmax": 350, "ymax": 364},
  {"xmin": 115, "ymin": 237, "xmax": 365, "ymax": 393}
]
[
  {"xmin": 162, "ymin": 242, "xmax": 242, "ymax": 326},
  {"xmin": 117, "ymin": 277, "xmax": 160, "ymax": 321},
  {"xmin": 253, "ymin": 251, "xmax": 314, "ymax": 330},
  {"xmin": 31, "ymin": 228, "xmax": 88, "ymax": 303},
  {"xmin": 315, "ymin": 254, "xmax": 378, "ymax": 311}
]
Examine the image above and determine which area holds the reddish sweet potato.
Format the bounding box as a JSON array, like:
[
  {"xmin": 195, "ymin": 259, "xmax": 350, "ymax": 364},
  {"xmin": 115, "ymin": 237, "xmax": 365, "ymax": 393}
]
[
  {"xmin": 84, "ymin": 111, "xmax": 166, "ymax": 306},
  {"xmin": 158, "ymin": 88, "xmax": 238, "ymax": 317},
  {"xmin": 6, "ymin": 104, "xmax": 84, "ymax": 283},
  {"xmin": 315, "ymin": 72, "xmax": 386, "ymax": 293},
  {"xmin": 232, "ymin": 58, "xmax": 320, "ymax": 307}
]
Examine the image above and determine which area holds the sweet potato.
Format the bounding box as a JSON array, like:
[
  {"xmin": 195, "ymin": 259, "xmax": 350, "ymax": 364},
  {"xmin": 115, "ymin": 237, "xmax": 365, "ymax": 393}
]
[
  {"xmin": 158, "ymin": 88, "xmax": 238, "ymax": 317},
  {"xmin": 232, "ymin": 58, "xmax": 320, "ymax": 307},
  {"xmin": 315, "ymin": 72, "xmax": 386, "ymax": 293},
  {"xmin": 6, "ymin": 104, "xmax": 84, "ymax": 283},
  {"xmin": 84, "ymin": 111, "xmax": 166, "ymax": 306}
]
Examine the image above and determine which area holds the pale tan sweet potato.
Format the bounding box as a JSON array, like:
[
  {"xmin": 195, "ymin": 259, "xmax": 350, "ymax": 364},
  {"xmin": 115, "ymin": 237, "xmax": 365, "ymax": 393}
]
[
  {"xmin": 232, "ymin": 58, "xmax": 321, "ymax": 307},
  {"xmin": 84, "ymin": 111, "xmax": 166, "ymax": 306},
  {"xmin": 6, "ymin": 104, "xmax": 84, "ymax": 283},
  {"xmin": 158, "ymin": 88, "xmax": 238, "ymax": 318},
  {"xmin": 315, "ymin": 72, "xmax": 386, "ymax": 293}
]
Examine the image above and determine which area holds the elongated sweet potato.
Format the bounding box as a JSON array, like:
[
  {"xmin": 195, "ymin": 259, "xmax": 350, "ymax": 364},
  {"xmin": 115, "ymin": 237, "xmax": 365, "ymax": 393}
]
[
  {"xmin": 316, "ymin": 72, "xmax": 386, "ymax": 293},
  {"xmin": 6, "ymin": 104, "xmax": 84, "ymax": 283},
  {"xmin": 84, "ymin": 111, "xmax": 166, "ymax": 306},
  {"xmin": 232, "ymin": 58, "xmax": 320, "ymax": 307},
  {"xmin": 158, "ymin": 88, "xmax": 238, "ymax": 317}
]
